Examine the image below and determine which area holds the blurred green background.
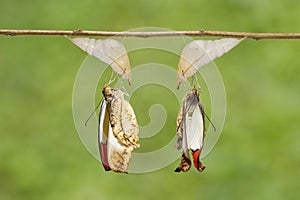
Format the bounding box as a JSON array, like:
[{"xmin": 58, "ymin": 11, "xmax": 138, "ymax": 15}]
[{"xmin": 1, "ymin": 0, "xmax": 300, "ymax": 199}]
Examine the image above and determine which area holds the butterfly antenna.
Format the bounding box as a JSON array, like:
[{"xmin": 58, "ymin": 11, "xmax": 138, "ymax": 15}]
[
  {"xmin": 115, "ymin": 75, "xmax": 122, "ymax": 87},
  {"xmin": 84, "ymin": 100, "xmax": 102, "ymax": 127},
  {"xmin": 108, "ymin": 72, "xmax": 117, "ymax": 85},
  {"xmin": 121, "ymin": 84, "xmax": 129, "ymax": 97},
  {"xmin": 203, "ymin": 111, "xmax": 216, "ymax": 132}
]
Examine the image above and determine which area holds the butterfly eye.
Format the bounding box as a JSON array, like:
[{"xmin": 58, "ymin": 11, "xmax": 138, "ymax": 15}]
[{"xmin": 102, "ymin": 85, "xmax": 113, "ymax": 101}]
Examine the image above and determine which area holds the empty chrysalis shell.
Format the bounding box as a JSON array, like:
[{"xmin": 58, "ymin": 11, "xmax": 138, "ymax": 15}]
[
  {"xmin": 69, "ymin": 37, "xmax": 131, "ymax": 84},
  {"xmin": 177, "ymin": 38, "xmax": 242, "ymax": 88}
]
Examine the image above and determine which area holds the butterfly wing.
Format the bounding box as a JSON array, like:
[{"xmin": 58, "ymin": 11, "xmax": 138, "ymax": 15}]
[
  {"xmin": 106, "ymin": 118, "xmax": 133, "ymax": 174},
  {"xmin": 175, "ymin": 106, "xmax": 183, "ymax": 150},
  {"xmin": 187, "ymin": 100, "xmax": 206, "ymax": 172},
  {"xmin": 109, "ymin": 89, "xmax": 139, "ymax": 148},
  {"xmin": 98, "ymin": 100, "xmax": 111, "ymax": 171},
  {"xmin": 184, "ymin": 98, "xmax": 204, "ymax": 151},
  {"xmin": 175, "ymin": 106, "xmax": 192, "ymax": 172}
]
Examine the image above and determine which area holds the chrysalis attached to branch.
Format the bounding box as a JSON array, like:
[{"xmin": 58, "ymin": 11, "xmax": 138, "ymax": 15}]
[
  {"xmin": 177, "ymin": 38, "xmax": 243, "ymax": 88},
  {"xmin": 69, "ymin": 37, "xmax": 132, "ymax": 84},
  {"xmin": 98, "ymin": 84, "xmax": 139, "ymax": 173},
  {"xmin": 175, "ymin": 87, "xmax": 206, "ymax": 172}
]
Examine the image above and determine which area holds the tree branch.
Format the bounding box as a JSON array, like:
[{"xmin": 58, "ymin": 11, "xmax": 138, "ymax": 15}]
[{"xmin": 1, "ymin": 29, "xmax": 300, "ymax": 39}]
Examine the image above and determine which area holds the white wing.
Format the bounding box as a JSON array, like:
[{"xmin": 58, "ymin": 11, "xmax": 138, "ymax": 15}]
[
  {"xmin": 184, "ymin": 104, "xmax": 204, "ymax": 151},
  {"xmin": 98, "ymin": 99, "xmax": 134, "ymax": 173},
  {"xmin": 177, "ymin": 38, "xmax": 242, "ymax": 88},
  {"xmin": 98, "ymin": 100, "xmax": 108, "ymax": 145},
  {"xmin": 70, "ymin": 37, "xmax": 131, "ymax": 84},
  {"xmin": 98, "ymin": 100, "xmax": 111, "ymax": 171}
]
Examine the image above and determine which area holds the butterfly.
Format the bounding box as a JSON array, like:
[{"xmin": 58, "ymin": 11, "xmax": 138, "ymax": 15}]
[
  {"xmin": 175, "ymin": 87, "xmax": 214, "ymax": 172},
  {"xmin": 98, "ymin": 84, "xmax": 139, "ymax": 173}
]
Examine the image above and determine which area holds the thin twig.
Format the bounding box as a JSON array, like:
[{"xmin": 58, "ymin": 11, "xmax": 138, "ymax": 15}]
[{"xmin": 1, "ymin": 29, "xmax": 300, "ymax": 39}]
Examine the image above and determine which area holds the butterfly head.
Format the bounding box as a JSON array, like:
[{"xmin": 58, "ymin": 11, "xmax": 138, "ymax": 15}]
[{"xmin": 102, "ymin": 84, "xmax": 114, "ymax": 102}]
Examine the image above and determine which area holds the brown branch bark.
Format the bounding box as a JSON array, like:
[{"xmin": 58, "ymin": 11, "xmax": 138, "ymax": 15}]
[{"xmin": 1, "ymin": 29, "xmax": 300, "ymax": 39}]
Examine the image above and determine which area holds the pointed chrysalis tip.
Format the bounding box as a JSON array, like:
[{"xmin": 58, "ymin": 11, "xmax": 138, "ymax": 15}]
[{"xmin": 239, "ymin": 37, "xmax": 247, "ymax": 42}]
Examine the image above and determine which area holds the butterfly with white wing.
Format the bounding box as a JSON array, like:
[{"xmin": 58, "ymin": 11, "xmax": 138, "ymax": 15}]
[
  {"xmin": 98, "ymin": 84, "xmax": 139, "ymax": 173},
  {"xmin": 175, "ymin": 87, "xmax": 210, "ymax": 172}
]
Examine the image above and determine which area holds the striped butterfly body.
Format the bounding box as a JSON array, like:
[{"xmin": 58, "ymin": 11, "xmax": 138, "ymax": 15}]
[
  {"xmin": 98, "ymin": 84, "xmax": 139, "ymax": 173},
  {"xmin": 175, "ymin": 88, "xmax": 206, "ymax": 172}
]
